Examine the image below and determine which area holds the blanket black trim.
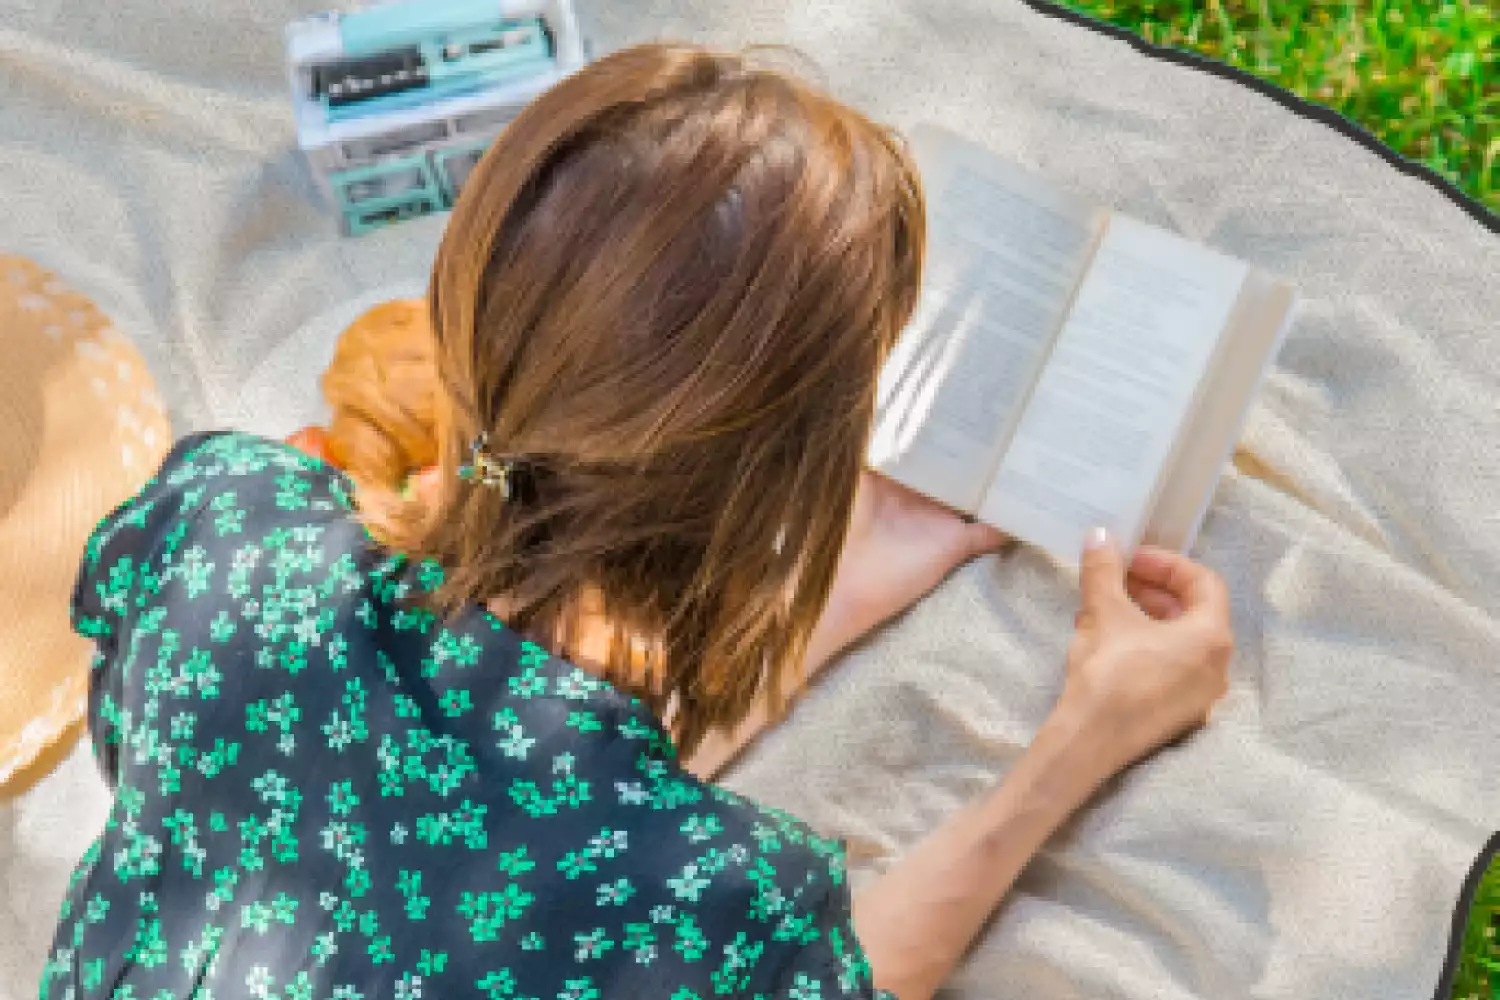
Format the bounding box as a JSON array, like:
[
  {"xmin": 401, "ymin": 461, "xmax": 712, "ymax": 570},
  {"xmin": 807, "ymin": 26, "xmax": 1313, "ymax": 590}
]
[{"xmin": 1024, "ymin": 0, "xmax": 1498, "ymax": 233}]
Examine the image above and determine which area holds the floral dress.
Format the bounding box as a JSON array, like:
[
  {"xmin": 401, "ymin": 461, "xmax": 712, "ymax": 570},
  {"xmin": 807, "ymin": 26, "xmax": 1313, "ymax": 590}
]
[{"xmin": 40, "ymin": 432, "xmax": 894, "ymax": 1000}]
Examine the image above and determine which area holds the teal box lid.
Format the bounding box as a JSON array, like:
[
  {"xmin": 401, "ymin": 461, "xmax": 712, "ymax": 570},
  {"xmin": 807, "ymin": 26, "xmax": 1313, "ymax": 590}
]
[{"xmin": 341, "ymin": 0, "xmax": 500, "ymax": 55}]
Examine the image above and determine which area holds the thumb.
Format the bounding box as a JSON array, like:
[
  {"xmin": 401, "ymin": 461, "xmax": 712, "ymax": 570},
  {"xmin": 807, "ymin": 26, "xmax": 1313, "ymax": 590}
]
[{"xmin": 1077, "ymin": 527, "xmax": 1130, "ymax": 628}]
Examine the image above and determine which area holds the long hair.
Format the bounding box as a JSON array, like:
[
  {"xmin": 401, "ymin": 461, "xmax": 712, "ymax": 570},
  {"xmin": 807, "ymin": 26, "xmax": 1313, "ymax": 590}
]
[{"xmin": 381, "ymin": 43, "xmax": 925, "ymax": 756}]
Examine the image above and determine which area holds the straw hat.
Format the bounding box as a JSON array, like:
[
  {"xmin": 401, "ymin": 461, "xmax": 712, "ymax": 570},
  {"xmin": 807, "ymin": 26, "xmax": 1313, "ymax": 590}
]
[{"xmin": 0, "ymin": 256, "xmax": 172, "ymax": 799}]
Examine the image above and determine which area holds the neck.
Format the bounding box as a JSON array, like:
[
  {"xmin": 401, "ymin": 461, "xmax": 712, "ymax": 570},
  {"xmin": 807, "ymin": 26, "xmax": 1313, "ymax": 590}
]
[
  {"xmin": 385, "ymin": 473, "xmax": 666, "ymax": 703},
  {"xmin": 486, "ymin": 588, "xmax": 659, "ymax": 693}
]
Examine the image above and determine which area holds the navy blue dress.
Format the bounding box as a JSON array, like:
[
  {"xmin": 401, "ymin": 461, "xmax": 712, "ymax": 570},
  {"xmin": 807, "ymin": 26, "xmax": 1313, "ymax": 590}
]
[{"xmin": 40, "ymin": 432, "xmax": 892, "ymax": 1000}]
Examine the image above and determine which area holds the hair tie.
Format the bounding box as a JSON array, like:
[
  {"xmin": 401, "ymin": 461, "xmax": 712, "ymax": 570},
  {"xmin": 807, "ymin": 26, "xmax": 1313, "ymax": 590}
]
[{"xmin": 458, "ymin": 433, "xmax": 528, "ymax": 502}]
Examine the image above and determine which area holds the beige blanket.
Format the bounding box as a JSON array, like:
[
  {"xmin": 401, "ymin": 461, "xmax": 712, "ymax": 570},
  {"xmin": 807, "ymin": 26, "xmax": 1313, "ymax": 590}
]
[{"xmin": 3, "ymin": 1, "xmax": 1498, "ymax": 998}]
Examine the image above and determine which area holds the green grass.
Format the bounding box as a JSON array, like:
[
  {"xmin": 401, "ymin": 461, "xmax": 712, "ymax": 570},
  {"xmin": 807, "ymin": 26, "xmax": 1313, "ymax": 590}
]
[
  {"xmin": 1448, "ymin": 851, "xmax": 1500, "ymax": 1000},
  {"xmin": 1055, "ymin": 0, "xmax": 1498, "ymax": 213}
]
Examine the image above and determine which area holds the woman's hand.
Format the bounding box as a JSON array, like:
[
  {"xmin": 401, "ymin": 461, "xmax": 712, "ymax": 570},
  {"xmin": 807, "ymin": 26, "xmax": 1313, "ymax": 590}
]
[
  {"xmin": 852, "ymin": 531, "xmax": 1234, "ymax": 1000},
  {"xmin": 1060, "ymin": 529, "xmax": 1235, "ymax": 773}
]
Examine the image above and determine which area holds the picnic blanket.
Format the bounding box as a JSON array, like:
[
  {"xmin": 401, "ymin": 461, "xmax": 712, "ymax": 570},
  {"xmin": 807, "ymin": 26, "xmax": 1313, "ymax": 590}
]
[{"xmin": 2, "ymin": 1, "xmax": 1497, "ymax": 997}]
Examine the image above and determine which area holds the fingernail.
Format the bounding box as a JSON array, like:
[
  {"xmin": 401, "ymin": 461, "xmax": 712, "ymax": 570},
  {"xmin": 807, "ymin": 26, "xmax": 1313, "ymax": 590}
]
[{"xmin": 1084, "ymin": 526, "xmax": 1111, "ymax": 551}]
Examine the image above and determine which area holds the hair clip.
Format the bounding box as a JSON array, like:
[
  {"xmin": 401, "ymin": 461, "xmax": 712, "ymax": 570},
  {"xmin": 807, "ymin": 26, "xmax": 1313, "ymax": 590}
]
[{"xmin": 458, "ymin": 433, "xmax": 520, "ymax": 501}]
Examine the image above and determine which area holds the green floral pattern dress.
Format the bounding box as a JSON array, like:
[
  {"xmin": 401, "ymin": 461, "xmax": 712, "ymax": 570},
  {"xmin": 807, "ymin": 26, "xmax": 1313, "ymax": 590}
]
[{"xmin": 40, "ymin": 432, "xmax": 894, "ymax": 1000}]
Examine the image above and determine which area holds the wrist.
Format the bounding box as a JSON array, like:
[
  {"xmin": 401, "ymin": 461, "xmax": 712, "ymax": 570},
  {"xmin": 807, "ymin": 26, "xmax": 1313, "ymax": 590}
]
[
  {"xmin": 1053, "ymin": 679, "xmax": 1141, "ymax": 776},
  {"xmin": 994, "ymin": 699, "xmax": 1120, "ymax": 820}
]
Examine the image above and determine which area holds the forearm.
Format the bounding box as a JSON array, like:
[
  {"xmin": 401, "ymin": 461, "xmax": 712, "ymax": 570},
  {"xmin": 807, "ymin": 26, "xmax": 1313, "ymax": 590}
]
[
  {"xmin": 852, "ymin": 701, "xmax": 1116, "ymax": 1000},
  {"xmin": 684, "ymin": 584, "xmax": 869, "ymax": 781},
  {"xmin": 685, "ymin": 519, "xmax": 999, "ymax": 780}
]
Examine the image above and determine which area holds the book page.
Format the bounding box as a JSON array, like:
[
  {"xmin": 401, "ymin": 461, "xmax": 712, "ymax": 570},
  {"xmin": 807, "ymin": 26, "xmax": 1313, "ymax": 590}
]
[
  {"xmin": 868, "ymin": 124, "xmax": 1104, "ymax": 515},
  {"xmin": 977, "ymin": 215, "xmax": 1250, "ymax": 564},
  {"xmin": 1142, "ymin": 275, "xmax": 1297, "ymax": 551}
]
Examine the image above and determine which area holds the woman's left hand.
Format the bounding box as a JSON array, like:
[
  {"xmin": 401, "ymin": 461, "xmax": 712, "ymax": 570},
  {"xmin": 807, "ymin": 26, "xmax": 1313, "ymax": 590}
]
[{"xmin": 807, "ymin": 470, "xmax": 1012, "ymax": 672}]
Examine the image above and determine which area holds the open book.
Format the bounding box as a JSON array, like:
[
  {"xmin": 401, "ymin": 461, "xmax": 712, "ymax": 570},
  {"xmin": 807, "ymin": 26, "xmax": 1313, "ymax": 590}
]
[{"xmin": 870, "ymin": 124, "xmax": 1298, "ymax": 567}]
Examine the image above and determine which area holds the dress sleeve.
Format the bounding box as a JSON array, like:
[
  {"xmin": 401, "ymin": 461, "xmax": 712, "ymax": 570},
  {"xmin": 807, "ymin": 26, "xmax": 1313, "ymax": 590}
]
[
  {"xmin": 73, "ymin": 431, "xmax": 220, "ymax": 784},
  {"xmin": 762, "ymin": 862, "xmax": 899, "ymax": 1000}
]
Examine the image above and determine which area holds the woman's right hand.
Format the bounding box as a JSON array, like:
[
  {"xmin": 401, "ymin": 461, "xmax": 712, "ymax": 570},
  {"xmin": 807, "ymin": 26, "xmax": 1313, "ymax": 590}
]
[
  {"xmin": 1060, "ymin": 529, "xmax": 1235, "ymax": 774},
  {"xmin": 853, "ymin": 529, "xmax": 1233, "ymax": 1000}
]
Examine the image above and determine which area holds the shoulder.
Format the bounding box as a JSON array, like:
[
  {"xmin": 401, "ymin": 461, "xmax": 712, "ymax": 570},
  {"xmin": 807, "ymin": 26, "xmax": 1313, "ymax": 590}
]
[
  {"xmin": 701, "ymin": 785, "xmax": 869, "ymax": 986},
  {"xmin": 151, "ymin": 431, "xmax": 352, "ymax": 513},
  {"xmin": 72, "ymin": 431, "xmax": 352, "ymax": 637},
  {"xmin": 93, "ymin": 431, "xmax": 351, "ymax": 560},
  {"xmin": 579, "ymin": 726, "xmax": 876, "ymax": 995},
  {"xmin": 83, "ymin": 431, "xmax": 346, "ymax": 553},
  {"xmin": 702, "ymin": 782, "xmax": 853, "ymax": 896}
]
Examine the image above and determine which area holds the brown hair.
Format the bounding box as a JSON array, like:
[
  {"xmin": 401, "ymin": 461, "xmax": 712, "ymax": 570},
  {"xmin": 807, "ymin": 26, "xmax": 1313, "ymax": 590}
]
[{"xmin": 385, "ymin": 43, "xmax": 925, "ymax": 755}]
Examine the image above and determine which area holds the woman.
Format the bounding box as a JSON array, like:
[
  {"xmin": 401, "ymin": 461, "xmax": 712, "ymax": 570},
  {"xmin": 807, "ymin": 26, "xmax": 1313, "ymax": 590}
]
[{"xmin": 42, "ymin": 44, "xmax": 1232, "ymax": 1000}]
